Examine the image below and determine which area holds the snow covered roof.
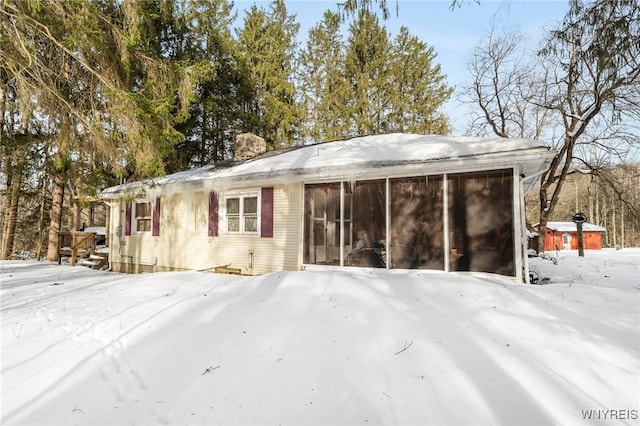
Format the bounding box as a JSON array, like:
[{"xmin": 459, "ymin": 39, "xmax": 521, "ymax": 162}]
[
  {"xmin": 83, "ymin": 226, "xmax": 106, "ymax": 235},
  {"xmin": 99, "ymin": 133, "xmax": 554, "ymax": 199},
  {"xmin": 542, "ymin": 222, "xmax": 607, "ymax": 233}
]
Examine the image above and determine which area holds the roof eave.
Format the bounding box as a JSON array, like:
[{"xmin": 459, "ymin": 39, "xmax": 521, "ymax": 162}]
[{"xmin": 98, "ymin": 146, "xmax": 554, "ymax": 199}]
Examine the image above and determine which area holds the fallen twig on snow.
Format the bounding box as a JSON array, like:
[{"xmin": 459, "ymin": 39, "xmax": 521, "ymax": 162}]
[
  {"xmin": 395, "ymin": 339, "xmax": 413, "ymax": 355},
  {"xmin": 202, "ymin": 365, "xmax": 220, "ymax": 375},
  {"xmin": 12, "ymin": 322, "xmax": 24, "ymax": 339}
]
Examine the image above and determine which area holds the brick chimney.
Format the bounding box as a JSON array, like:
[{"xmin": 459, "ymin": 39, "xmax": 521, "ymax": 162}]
[{"xmin": 233, "ymin": 133, "xmax": 267, "ymax": 162}]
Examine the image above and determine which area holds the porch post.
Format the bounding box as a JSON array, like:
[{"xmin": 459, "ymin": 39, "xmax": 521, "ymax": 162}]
[
  {"xmin": 443, "ymin": 174, "xmax": 450, "ymax": 272},
  {"xmin": 385, "ymin": 178, "xmax": 390, "ymax": 269},
  {"xmin": 340, "ymin": 182, "xmax": 344, "ymax": 267},
  {"xmin": 513, "ymin": 167, "xmax": 526, "ymax": 283},
  {"xmin": 74, "ymin": 199, "xmax": 81, "ymax": 231},
  {"xmin": 299, "ymin": 185, "xmax": 305, "ymax": 270},
  {"xmin": 105, "ymin": 203, "xmax": 110, "ymax": 248}
]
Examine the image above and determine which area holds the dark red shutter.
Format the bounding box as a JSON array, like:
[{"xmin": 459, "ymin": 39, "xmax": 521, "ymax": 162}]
[
  {"xmin": 208, "ymin": 191, "xmax": 219, "ymax": 237},
  {"xmin": 152, "ymin": 197, "xmax": 161, "ymax": 236},
  {"xmin": 124, "ymin": 201, "xmax": 132, "ymax": 236},
  {"xmin": 261, "ymin": 187, "xmax": 273, "ymax": 238}
]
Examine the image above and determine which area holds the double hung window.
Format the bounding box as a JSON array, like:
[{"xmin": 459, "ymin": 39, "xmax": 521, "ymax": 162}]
[
  {"xmin": 225, "ymin": 192, "xmax": 259, "ymax": 234},
  {"xmin": 135, "ymin": 202, "xmax": 152, "ymax": 232}
]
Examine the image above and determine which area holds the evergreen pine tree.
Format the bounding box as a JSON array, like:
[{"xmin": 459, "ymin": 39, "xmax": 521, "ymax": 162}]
[
  {"xmin": 388, "ymin": 26, "xmax": 452, "ymax": 134},
  {"xmin": 344, "ymin": 10, "xmax": 392, "ymax": 135},
  {"xmin": 236, "ymin": 0, "xmax": 301, "ymax": 149},
  {"xmin": 297, "ymin": 10, "xmax": 350, "ymax": 142},
  {"xmin": 1, "ymin": 0, "xmax": 191, "ymax": 259},
  {"xmin": 165, "ymin": 0, "xmax": 252, "ymax": 171}
]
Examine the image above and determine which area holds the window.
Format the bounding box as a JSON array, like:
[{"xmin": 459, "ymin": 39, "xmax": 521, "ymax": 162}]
[
  {"xmin": 135, "ymin": 202, "xmax": 151, "ymax": 232},
  {"xmin": 243, "ymin": 196, "xmax": 258, "ymax": 232},
  {"xmin": 448, "ymin": 170, "xmax": 514, "ymax": 275},
  {"xmin": 390, "ymin": 176, "xmax": 444, "ymax": 270},
  {"xmin": 224, "ymin": 192, "xmax": 259, "ymax": 234},
  {"xmin": 227, "ymin": 198, "xmax": 240, "ymax": 232}
]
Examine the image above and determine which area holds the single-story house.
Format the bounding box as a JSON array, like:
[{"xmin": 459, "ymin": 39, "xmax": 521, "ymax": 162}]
[
  {"xmin": 536, "ymin": 221, "xmax": 607, "ymax": 251},
  {"xmin": 98, "ymin": 133, "xmax": 555, "ymax": 282}
]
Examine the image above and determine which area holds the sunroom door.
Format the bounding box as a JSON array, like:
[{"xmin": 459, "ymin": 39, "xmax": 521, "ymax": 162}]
[{"xmin": 304, "ymin": 183, "xmax": 341, "ymax": 266}]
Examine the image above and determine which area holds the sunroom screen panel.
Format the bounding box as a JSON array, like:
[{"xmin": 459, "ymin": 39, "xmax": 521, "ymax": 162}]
[
  {"xmin": 390, "ymin": 176, "xmax": 444, "ymax": 270},
  {"xmin": 345, "ymin": 180, "xmax": 386, "ymax": 268},
  {"xmin": 448, "ymin": 170, "xmax": 514, "ymax": 276}
]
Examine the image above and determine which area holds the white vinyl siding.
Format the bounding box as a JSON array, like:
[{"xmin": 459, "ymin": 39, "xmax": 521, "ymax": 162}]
[{"xmin": 111, "ymin": 184, "xmax": 302, "ymax": 275}]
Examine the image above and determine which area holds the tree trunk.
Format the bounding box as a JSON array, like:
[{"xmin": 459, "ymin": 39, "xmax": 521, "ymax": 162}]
[
  {"xmin": 588, "ymin": 176, "xmax": 595, "ymax": 225},
  {"xmin": 1, "ymin": 168, "xmax": 13, "ymax": 259},
  {"xmin": 620, "ymin": 202, "xmax": 625, "ymax": 249},
  {"xmin": 73, "ymin": 175, "xmax": 83, "ymax": 231},
  {"xmin": 0, "ymin": 81, "xmax": 5, "ymax": 130},
  {"xmin": 105, "ymin": 203, "xmax": 110, "ymax": 247},
  {"xmin": 88, "ymin": 204, "xmax": 95, "ymax": 227},
  {"xmin": 46, "ymin": 172, "xmax": 66, "ymax": 261},
  {"xmin": 1, "ymin": 161, "xmax": 23, "ymax": 260},
  {"xmin": 576, "ymin": 222, "xmax": 584, "ymax": 257},
  {"xmin": 36, "ymin": 175, "xmax": 49, "ymax": 260},
  {"xmin": 73, "ymin": 201, "xmax": 81, "ymax": 231},
  {"xmin": 602, "ymin": 195, "xmax": 607, "ymax": 245},
  {"xmin": 595, "ymin": 183, "xmax": 600, "ymax": 225},
  {"xmin": 537, "ymin": 186, "xmax": 549, "ymax": 253},
  {"xmin": 611, "ymin": 200, "xmax": 617, "ymax": 248}
]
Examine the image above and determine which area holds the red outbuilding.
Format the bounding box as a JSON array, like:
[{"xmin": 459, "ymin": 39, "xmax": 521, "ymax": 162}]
[{"xmin": 537, "ymin": 221, "xmax": 606, "ymax": 251}]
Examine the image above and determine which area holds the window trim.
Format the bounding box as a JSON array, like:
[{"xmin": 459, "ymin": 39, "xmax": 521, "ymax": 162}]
[
  {"xmin": 133, "ymin": 201, "xmax": 152, "ymax": 233},
  {"xmin": 222, "ymin": 189, "xmax": 261, "ymax": 236}
]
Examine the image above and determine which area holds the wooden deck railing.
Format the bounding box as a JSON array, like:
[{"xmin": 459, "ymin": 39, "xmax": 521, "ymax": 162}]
[{"xmin": 57, "ymin": 231, "xmax": 97, "ymax": 266}]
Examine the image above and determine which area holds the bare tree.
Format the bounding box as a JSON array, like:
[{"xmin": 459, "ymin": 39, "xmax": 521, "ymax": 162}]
[
  {"xmin": 463, "ymin": 1, "xmax": 640, "ymax": 252},
  {"xmin": 337, "ymin": 0, "xmax": 475, "ymax": 20},
  {"xmin": 463, "ymin": 27, "xmax": 550, "ymax": 139},
  {"xmin": 534, "ymin": 0, "xmax": 639, "ymax": 252}
]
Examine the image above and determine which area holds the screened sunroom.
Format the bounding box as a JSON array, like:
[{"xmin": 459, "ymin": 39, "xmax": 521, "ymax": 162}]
[
  {"xmin": 303, "ymin": 168, "xmax": 516, "ymax": 276},
  {"xmin": 100, "ymin": 133, "xmax": 553, "ymax": 280}
]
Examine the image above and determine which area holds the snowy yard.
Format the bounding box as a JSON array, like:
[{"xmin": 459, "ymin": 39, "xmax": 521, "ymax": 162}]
[{"xmin": 1, "ymin": 249, "xmax": 639, "ymax": 425}]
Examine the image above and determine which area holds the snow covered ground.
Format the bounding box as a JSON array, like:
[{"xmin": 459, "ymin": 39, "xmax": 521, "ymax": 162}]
[{"xmin": 1, "ymin": 249, "xmax": 638, "ymax": 425}]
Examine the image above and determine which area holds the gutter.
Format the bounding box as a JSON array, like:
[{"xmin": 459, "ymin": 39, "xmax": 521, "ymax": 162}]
[{"xmin": 98, "ymin": 149, "xmax": 555, "ymax": 200}]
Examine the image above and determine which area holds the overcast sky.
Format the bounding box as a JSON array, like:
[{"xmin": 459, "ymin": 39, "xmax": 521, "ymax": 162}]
[{"xmin": 234, "ymin": 0, "xmax": 571, "ymax": 135}]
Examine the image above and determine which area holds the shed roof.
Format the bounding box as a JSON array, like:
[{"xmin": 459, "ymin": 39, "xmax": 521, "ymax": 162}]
[
  {"xmin": 543, "ymin": 222, "xmax": 607, "ymax": 233},
  {"xmin": 99, "ymin": 133, "xmax": 554, "ymax": 199}
]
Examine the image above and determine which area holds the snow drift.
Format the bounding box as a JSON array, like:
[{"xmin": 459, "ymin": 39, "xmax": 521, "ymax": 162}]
[{"xmin": 1, "ymin": 249, "xmax": 638, "ymax": 425}]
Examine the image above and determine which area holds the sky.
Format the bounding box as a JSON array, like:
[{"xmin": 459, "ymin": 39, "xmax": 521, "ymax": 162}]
[{"xmin": 233, "ymin": 0, "xmax": 571, "ymax": 135}]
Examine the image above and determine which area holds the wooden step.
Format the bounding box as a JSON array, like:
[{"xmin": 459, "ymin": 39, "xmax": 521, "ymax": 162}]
[{"xmin": 81, "ymin": 254, "xmax": 109, "ymax": 270}]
